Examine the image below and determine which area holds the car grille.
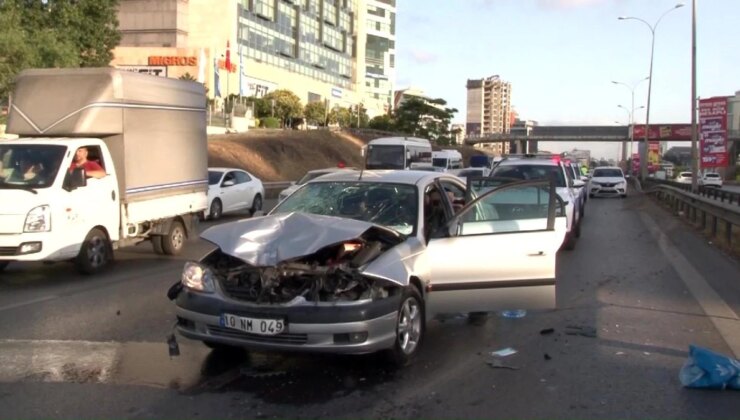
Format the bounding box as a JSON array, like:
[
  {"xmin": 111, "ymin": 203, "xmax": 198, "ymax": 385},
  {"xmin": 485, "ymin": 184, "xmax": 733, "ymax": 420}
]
[
  {"xmin": 0, "ymin": 247, "xmax": 18, "ymax": 256},
  {"xmin": 601, "ymin": 183, "xmax": 615, "ymax": 187},
  {"xmin": 207, "ymin": 325, "xmax": 308, "ymax": 344}
]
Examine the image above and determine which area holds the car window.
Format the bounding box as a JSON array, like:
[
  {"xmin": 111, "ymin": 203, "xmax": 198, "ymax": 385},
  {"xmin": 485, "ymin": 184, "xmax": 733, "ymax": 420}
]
[
  {"xmin": 235, "ymin": 171, "xmax": 251, "ymax": 183},
  {"xmin": 208, "ymin": 171, "xmax": 223, "ymax": 185},
  {"xmin": 222, "ymin": 172, "xmax": 236, "ymax": 185},
  {"xmin": 272, "ymin": 181, "xmax": 418, "ymax": 236},
  {"xmin": 592, "ymin": 169, "xmax": 623, "ymax": 178},
  {"xmin": 491, "ymin": 164, "xmax": 567, "ymax": 187},
  {"xmin": 440, "ymin": 180, "xmax": 466, "ymax": 213},
  {"xmin": 705, "ymin": 173, "xmax": 720, "ymax": 178},
  {"xmin": 458, "ymin": 182, "xmax": 553, "ymax": 234}
]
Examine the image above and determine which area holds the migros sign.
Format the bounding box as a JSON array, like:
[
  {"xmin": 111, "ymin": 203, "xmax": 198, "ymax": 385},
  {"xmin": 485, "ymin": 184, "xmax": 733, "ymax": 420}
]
[{"xmin": 148, "ymin": 56, "xmax": 197, "ymax": 66}]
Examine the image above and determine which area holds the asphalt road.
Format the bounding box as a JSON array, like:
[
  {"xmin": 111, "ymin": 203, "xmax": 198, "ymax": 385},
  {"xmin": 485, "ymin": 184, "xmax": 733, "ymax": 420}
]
[{"xmin": 1, "ymin": 193, "xmax": 739, "ymax": 419}]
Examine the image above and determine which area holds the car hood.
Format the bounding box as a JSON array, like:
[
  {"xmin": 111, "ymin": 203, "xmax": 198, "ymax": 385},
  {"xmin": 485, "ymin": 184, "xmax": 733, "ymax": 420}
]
[
  {"xmin": 591, "ymin": 177, "xmax": 625, "ymax": 184},
  {"xmin": 201, "ymin": 212, "xmax": 404, "ymax": 267}
]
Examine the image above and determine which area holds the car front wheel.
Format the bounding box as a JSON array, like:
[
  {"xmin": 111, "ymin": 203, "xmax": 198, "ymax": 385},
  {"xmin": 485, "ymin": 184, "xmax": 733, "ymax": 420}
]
[
  {"xmin": 386, "ymin": 285, "xmax": 424, "ymax": 367},
  {"xmin": 76, "ymin": 228, "xmax": 112, "ymax": 275}
]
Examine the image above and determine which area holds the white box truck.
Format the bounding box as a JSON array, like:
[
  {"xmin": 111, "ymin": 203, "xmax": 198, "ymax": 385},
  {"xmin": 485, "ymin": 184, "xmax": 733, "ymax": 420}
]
[{"xmin": 0, "ymin": 68, "xmax": 208, "ymax": 274}]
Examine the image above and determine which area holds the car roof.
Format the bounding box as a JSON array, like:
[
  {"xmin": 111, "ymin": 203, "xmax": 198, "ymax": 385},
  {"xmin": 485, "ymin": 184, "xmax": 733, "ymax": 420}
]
[
  {"xmin": 209, "ymin": 167, "xmax": 247, "ymax": 173},
  {"xmin": 593, "ymin": 166, "xmax": 623, "ymax": 171},
  {"xmin": 497, "ymin": 157, "xmax": 560, "ymax": 167},
  {"xmin": 306, "ymin": 167, "xmax": 358, "ymax": 174},
  {"xmin": 307, "ymin": 169, "xmax": 459, "ymax": 185}
]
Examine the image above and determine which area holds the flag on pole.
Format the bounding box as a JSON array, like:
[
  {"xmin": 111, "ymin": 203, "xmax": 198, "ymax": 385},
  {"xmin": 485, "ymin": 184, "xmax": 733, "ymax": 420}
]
[
  {"xmin": 225, "ymin": 41, "xmax": 232, "ymax": 72},
  {"xmin": 197, "ymin": 48, "xmax": 206, "ymax": 83},
  {"xmin": 213, "ymin": 55, "xmax": 221, "ymax": 98}
]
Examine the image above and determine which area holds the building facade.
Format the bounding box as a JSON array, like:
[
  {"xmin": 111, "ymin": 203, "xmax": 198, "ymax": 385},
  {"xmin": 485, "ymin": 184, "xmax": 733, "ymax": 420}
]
[
  {"xmin": 362, "ymin": 0, "xmax": 396, "ymax": 117},
  {"xmin": 111, "ymin": 0, "xmax": 392, "ymax": 119},
  {"xmin": 465, "ymin": 75, "xmax": 513, "ymax": 155}
]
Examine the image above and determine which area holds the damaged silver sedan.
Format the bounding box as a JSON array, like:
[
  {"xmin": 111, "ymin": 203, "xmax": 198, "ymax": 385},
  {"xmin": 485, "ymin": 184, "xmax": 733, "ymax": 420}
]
[{"xmin": 170, "ymin": 171, "xmax": 566, "ymax": 365}]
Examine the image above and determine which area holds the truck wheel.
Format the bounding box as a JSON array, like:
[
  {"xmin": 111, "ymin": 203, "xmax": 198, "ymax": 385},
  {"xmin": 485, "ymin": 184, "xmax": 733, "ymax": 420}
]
[
  {"xmin": 162, "ymin": 220, "xmax": 185, "ymax": 256},
  {"xmin": 209, "ymin": 199, "xmax": 222, "ymax": 220},
  {"xmin": 76, "ymin": 228, "xmax": 112, "ymax": 275},
  {"xmin": 250, "ymin": 194, "xmax": 262, "ymax": 216},
  {"xmin": 151, "ymin": 236, "xmax": 165, "ymax": 255},
  {"xmin": 385, "ymin": 285, "xmax": 424, "ymax": 367},
  {"xmin": 562, "ymin": 231, "xmax": 577, "ymax": 251},
  {"xmin": 0, "ymin": 262, "xmax": 9, "ymax": 272}
]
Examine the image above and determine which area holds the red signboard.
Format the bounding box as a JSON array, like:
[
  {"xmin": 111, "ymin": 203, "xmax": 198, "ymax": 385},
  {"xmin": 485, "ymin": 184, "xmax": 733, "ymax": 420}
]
[
  {"xmin": 632, "ymin": 124, "xmax": 692, "ymax": 140},
  {"xmin": 699, "ymin": 97, "xmax": 729, "ymax": 168}
]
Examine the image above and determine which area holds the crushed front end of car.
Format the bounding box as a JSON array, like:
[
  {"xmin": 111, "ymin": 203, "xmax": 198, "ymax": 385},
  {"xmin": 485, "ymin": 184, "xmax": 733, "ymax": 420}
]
[{"xmin": 169, "ymin": 212, "xmax": 411, "ymax": 354}]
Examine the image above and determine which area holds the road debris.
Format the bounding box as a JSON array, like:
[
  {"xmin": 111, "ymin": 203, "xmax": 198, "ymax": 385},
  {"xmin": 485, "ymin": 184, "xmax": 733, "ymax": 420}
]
[
  {"xmin": 539, "ymin": 328, "xmax": 555, "ymax": 335},
  {"xmin": 680, "ymin": 345, "xmax": 740, "ymax": 390},
  {"xmin": 544, "ymin": 353, "xmax": 552, "ymax": 361},
  {"xmin": 487, "ymin": 359, "xmax": 519, "ymax": 370},
  {"xmin": 565, "ymin": 325, "xmax": 597, "ymax": 338},
  {"xmin": 490, "ymin": 347, "xmax": 517, "ymax": 357}
]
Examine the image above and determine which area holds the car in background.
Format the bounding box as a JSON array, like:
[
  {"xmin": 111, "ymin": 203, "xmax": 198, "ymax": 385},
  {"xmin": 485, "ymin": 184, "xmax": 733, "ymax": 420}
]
[
  {"xmin": 451, "ymin": 167, "xmax": 490, "ymax": 185},
  {"xmin": 489, "ymin": 154, "xmax": 582, "ymax": 250},
  {"xmin": 206, "ymin": 168, "xmax": 265, "ymax": 220},
  {"xmin": 588, "ymin": 167, "xmax": 627, "ymax": 198},
  {"xmin": 700, "ymin": 172, "xmax": 723, "ymax": 188},
  {"xmin": 170, "ymin": 170, "xmax": 566, "ymax": 365},
  {"xmin": 564, "ymin": 161, "xmax": 588, "ymax": 217},
  {"xmin": 278, "ymin": 167, "xmax": 358, "ymax": 201},
  {"xmin": 675, "ymin": 172, "xmax": 692, "ymax": 184}
]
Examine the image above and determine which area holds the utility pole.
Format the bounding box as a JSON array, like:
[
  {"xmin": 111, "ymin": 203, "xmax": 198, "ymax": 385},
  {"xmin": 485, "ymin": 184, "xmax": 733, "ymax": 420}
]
[{"xmin": 690, "ymin": 0, "xmax": 699, "ymax": 192}]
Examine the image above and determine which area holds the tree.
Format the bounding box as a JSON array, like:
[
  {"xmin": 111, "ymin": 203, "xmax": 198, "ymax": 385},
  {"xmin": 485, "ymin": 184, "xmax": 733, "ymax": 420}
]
[
  {"xmin": 0, "ymin": 0, "xmax": 121, "ymax": 101},
  {"xmin": 304, "ymin": 101, "xmax": 327, "ymax": 126},
  {"xmin": 262, "ymin": 89, "xmax": 303, "ymax": 127},
  {"xmin": 48, "ymin": 0, "xmax": 121, "ymax": 67},
  {"xmin": 329, "ymin": 106, "xmax": 352, "ymax": 128},
  {"xmin": 394, "ymin": 97, "xmax": 458, "ymax": 144},
  {"xmin": 348, "ymin": 104, "xmax": 369, "ymax": 128},
  {"xmin": 179, "ymin": 72, "xmax": 197, "ymax": 81},
  {"xmin": 368, "ymin": 114, "xmax": 396, "ymax": 131}
]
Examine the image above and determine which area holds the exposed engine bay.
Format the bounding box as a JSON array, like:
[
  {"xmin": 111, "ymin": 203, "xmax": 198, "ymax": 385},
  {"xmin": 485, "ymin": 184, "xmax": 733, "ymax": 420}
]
[{"xmin": 203, "ymin": 229, "xmax": 401, "ymax": 304}]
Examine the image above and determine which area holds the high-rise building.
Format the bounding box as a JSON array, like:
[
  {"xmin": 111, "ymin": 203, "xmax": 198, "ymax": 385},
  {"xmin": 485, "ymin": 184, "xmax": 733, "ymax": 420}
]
[
  {"xmin": 360, "ymin": 0, "xmax": 396, "ymax": 117},
  {"xmin": 465, "ymin": 75, "xmax": 512, "ymax": 155},
  {"xmin": 112, "ymin": 0, "xmax": 392, "ymax": 118}
]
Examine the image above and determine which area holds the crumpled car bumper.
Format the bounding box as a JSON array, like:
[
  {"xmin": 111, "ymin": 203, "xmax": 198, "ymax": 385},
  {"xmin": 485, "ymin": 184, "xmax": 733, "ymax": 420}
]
[{"xmin": 175, "ymin": 290, "xmax": 401, "ymax": 354}]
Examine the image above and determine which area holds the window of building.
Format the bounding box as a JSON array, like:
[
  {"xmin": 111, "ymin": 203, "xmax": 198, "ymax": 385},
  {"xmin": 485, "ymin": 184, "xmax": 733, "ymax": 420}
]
[
  {"xmin": 254, "ymin": 0, "xmax": 275, "ymax": 20},
  {"xmin": 323, "ymin": 1, "xmax": 337, "ymax": 25}
]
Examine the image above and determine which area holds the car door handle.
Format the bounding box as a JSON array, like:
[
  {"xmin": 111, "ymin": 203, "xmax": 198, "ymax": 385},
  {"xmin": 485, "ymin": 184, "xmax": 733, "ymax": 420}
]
[{"xmin": 528, "ymin": 251, "xmax": 545, "ymax": 256}]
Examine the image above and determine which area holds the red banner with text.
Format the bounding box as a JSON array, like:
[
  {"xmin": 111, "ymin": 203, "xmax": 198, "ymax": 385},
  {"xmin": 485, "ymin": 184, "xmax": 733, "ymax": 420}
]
[{"xmin": 699, "ymin": 97, "xmax": 729, "ymax": 168}]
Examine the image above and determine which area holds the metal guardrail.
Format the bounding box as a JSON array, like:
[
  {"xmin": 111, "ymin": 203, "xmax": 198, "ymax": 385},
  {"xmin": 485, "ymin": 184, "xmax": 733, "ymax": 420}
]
[
  {"xmin": 262, "ymin": 181, "xmax": 293, "ymax": 199},
  {"xmin": 644, "ymin": 179, "xmax": 740, "ymax": 250},
  {"xmin": 646, "ymin": 179, "xmax": 740, "ymax": 207}
]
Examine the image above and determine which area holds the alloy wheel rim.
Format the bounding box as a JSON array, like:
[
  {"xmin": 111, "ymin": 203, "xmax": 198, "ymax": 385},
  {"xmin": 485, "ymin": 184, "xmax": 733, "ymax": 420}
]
[
  {"xmin": 88, "ymin": 236, "xmax": 107, "ymax": 267},
  {"xmin": 171, "ymin": 227, "xmax": 184, "ymax": 250},
  {"xmin": 397, "ymin": 297, "xmax": 421, "ymax": 355}
]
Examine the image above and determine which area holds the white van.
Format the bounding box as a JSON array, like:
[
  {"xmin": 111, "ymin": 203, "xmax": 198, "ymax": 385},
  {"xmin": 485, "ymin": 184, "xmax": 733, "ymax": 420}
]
[{"xmin": 432, "ymin": 149, "xmax": 463, "ymax": 171}]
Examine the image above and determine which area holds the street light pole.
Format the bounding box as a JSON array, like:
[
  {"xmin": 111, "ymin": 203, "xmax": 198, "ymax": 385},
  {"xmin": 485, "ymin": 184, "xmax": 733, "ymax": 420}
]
[
  {"xmin": 619, "ymin": 3, "xmax": 684, "ymax": 182},
  {"xmin": 613, "ymin": 77, "xmax": 649, "ymax": 173},
  {"xmin": 690, "ymin": 0, "xmax": 699, "ymax": 192}
]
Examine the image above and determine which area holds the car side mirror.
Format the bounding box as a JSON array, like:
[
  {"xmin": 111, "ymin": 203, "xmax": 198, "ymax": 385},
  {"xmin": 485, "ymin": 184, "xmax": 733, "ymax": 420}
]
[
  {"xmin": 222, "ymin": 179, "xmax": 235, "ymax": 187},
  {"xmin": 64, "ymin": 168, "xmax": 87, "ymax": 191}
]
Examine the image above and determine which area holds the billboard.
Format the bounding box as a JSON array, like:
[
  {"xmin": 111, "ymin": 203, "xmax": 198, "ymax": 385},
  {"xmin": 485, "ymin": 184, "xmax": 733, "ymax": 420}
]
[
  {"xmin": 699, "ymin": 97, "xmax": 729, "ymax": 168},
  {"xmin": 632, "ymin": 124, "xmax": 692, "ymax": 140}
]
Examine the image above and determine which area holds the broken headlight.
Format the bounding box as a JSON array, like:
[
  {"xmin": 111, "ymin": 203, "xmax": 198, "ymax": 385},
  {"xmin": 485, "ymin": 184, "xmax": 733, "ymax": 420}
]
[{"xmin": 182, "ymin": 261, "xmax": 215, "ymax": 293}]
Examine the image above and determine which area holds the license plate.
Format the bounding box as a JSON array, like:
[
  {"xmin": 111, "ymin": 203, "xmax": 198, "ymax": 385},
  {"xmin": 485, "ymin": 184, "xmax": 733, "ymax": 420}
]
[{"xmin": 220, "ymin": 313, "xmax": 285, "ymax": 336}]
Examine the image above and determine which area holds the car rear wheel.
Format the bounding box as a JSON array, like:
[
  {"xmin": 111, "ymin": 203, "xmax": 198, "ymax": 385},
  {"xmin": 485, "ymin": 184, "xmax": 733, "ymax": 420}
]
[
  {"xmin": 386, "ymin": 285, "xmax": 424, "ymax": 367},
  {"xmin": 162, "ymin": 220, "xmax": 186, "ymax": 256},
  {"xmin": 209, "ymin": 199, "xmax": 223, "ymax": 220},
  {"xmin": 250, "ymin": 194, "xmax": 262, "ymax": 216},
  {"xmin": 76, "ymin": 228, "xmax": 112, "ymax": 275}
]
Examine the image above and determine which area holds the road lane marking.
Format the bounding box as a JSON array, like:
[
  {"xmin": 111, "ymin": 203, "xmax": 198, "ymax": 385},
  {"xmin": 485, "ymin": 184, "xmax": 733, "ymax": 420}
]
[
  {"xmin": 640, "ymin": 212, "xmax": 740, "ymax": 358},
  {"xmin": 0, "ymin": 295, "xmax": 59, "ymax": 312}
]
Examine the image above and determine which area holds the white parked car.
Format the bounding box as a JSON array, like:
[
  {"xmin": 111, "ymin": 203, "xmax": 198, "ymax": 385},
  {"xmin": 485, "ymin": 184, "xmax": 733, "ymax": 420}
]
[
  {"xmin": 490, "ymin": 154, "xmax": 583, "ymax": 250},
  {"xmin": 588, "ymin": 167, "xmax": 627, "ymax": 198},
  {"xmin": 206, "ymin": 168, "xmax": 265, "ymax": 220},
  {"xmin": 675, "ymin": 172, "xmax": 692, "ymax": 184},
  {"xmin": 451, "ymin": 167, "xmax": 490, "ymax": 185},
  {"xmin": 170, "ymin": 170, "xmax": 566, "ymax": 365},
  {"xmin": 700, "ymin": 172, "xmax": 723, "ymax": 188},
  {"xmin": 278, "ymin": 167, "xmax": 357, "ymax": 202}
]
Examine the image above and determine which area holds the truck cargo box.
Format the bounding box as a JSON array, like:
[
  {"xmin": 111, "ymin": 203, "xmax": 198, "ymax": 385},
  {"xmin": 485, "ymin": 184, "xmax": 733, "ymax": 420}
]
[{"xmin": 7, "ymin": 68, "xmax": 207, "ymax": 203}]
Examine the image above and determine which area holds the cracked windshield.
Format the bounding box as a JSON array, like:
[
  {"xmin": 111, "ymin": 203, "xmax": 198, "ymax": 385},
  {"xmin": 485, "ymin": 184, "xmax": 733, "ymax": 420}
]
[{"xmin": 0, "ymin": 0, "xmax": 738, "ymax": 419}]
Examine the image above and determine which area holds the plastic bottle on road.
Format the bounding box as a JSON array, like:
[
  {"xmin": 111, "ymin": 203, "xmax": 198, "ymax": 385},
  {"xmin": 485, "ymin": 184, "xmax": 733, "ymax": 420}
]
[{"xmin": 500, "ymin": 309, "xmax": 527, "ymax": 318}]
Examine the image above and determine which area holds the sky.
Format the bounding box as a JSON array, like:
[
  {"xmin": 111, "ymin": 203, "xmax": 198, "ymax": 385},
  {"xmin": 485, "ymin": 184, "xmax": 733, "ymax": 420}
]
[{"xmin": 395, "ymin": 0, "xmax": 738, "ymax": 160}]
